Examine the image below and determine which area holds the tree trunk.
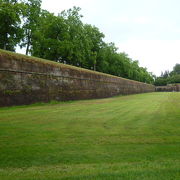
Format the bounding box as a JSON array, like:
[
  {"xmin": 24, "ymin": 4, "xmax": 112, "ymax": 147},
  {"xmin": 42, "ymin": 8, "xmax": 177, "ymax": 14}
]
[
  {"xmin": 26, "ymin": 30, "xmax": 31, "ymax": 55},
  {"xmin": 26, "ymin": 42, "xmax": 30, "ymax": 55},
  {"xmin": 3, "ymin": 44, "xmax": 6, "ymax": 50},
  {"xmin": 3, "ymin": 32, "xmax": 7, "ymax": 50},
  {"xmin": 94, "ymin": 63, "xmax": 96, "ymax": 71}
]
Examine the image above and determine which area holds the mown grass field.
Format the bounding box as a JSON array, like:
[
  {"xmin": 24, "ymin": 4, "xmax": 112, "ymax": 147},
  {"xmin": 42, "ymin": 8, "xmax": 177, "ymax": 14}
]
[{"xmin": 0, "ymin": 92, "xmax": 180, "ymax": 180}]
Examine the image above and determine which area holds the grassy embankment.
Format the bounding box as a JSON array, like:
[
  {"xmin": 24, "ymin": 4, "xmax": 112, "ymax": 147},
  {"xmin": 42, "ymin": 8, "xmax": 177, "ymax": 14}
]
[{"xmin": 0, "ymin": 92, "xmax": 179, "ymax": 179}]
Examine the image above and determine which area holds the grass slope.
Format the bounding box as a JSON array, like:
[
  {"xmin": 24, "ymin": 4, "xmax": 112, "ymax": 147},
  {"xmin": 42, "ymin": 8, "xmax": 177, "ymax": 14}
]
[{"xmin": 0, "ymin": 92, "xmax": 180, "ymax": 180}]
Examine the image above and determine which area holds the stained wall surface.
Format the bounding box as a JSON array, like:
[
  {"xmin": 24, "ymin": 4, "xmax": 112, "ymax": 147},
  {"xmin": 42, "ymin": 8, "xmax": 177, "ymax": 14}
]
[
  {"xmin": 155, "ymin": 84, "xmax": 180, "ymax": 92},
  {"xmin": 0, "ymin": 50, "xmax": 155, "ymax": 106}
]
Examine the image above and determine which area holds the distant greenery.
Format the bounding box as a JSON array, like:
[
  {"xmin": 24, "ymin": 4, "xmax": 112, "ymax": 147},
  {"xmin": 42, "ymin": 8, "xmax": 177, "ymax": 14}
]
[
  {"xmin": 154, "ymin": 63, "xmax": 180, "ymax": 86},
  {"xmin": 0, "ymin": 0, "xmax": 154, "ymax": 83},
  {"xmin": 0, "ymin": 92, "xmax": 180, "ymax": 179}
]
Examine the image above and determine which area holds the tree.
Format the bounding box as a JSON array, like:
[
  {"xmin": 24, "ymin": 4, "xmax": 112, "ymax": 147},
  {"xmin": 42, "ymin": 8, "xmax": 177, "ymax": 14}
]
[
  {"xmin": 168, "ymin": 74, "xmax": 180, "ymax": 83},
  {"xmin": 0, "ymin": 0, "xmax": 26, "ymax": 51},
  {"xmin": 31, "ymin": 9, "xmax": 72, "ymax": 62},
  {"xmin": 154, "ymin": 77, "xmax": 167, "ymax": 86},
  {"xmin": 31, "ymin": 7, "xmax": 85, "ymax": 65},
  {"xmin": 83, "ymin": 24, "xmax": 104, "ymax": 70},
  {"xmin": 161, "ymin": 70, "xmax": 170, "ymax": 78},
  {"xmin": 172, "ymin": 63, "xmax": 180, "ymax": 75},
  {"xmin": 21, "ymin": 0, "xmax": 42, "ymax": 55}
]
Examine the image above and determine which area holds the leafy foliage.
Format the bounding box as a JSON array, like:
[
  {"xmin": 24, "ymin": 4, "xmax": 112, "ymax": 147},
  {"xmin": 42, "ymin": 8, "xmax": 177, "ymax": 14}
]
[
  {"xmin": 0, "ymin": 0, "xmax": 25, "ymax": 51},
  {"xmin": 154, "ymin": 64, "xmax": 180, "ymax": 85},
  {"xmin": 21, "ymin": 0, "xmax": 42, "ymax": 55}
]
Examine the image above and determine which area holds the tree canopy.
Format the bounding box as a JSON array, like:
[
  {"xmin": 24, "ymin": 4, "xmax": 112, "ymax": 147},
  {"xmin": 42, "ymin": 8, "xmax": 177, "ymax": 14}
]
[{"xmin": 0, "ymin": 0, "xmax": 26, "ymax": 51}]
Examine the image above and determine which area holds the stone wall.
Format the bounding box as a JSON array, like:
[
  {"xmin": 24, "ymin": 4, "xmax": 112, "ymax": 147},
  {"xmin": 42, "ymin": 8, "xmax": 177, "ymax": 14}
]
[
  {"xmin": 155, "ymin": 84, "xmax": 180, "ymax": 92},
  {"xmin": 0, "ymin": 50, "xmax": 155, "ymax": 107}
]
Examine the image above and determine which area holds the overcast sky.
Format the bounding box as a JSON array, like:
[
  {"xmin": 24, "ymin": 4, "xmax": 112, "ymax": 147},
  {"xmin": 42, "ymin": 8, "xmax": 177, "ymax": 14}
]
[{"xmin": 39, "ymin": 0, "xmax": 180, "ymax": 75}]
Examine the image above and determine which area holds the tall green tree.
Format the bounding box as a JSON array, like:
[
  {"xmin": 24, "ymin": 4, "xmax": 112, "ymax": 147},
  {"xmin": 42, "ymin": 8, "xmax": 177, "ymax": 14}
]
[
  {"xmin": 83, "ymin": 24, "xmax": 104, "ymax": 70},
  {"xmin": 0, "ymin": 0, "xmax": 25, "ymax": 51},
  {"xmin": 31, "ymin": 10, "xmax": 70, "ymax": 61},
  {"xmin": 172, "ymin": 63, "xmax": 180, "ymax": 75},
  {"xmin": 60, "ymin": 7, "xmax": 86, "ymax": 66},
  {"xmin": 21, "ymin": 0, "xmax": 41, "ymax": 55}
]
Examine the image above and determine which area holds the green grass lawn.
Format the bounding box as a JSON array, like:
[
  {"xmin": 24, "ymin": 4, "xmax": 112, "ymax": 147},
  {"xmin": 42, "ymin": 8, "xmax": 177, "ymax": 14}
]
[{"xmin": 0, "ymin": 92, "xmax": 180, "ymax": 180}]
